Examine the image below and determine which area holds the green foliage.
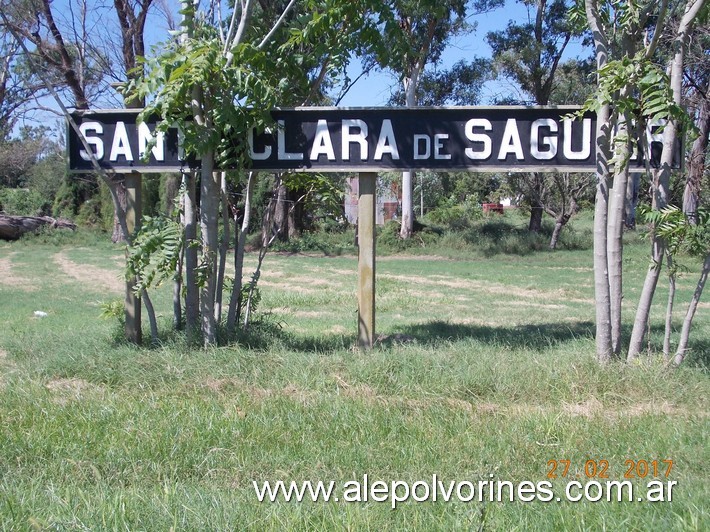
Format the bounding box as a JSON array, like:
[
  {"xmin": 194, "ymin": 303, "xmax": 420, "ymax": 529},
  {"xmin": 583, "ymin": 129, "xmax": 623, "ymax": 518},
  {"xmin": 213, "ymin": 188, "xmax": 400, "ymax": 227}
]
[
  {"xmin": 126, "ymin": 215, "xmax": 183, "ymax": 294},
  {"xmin": 0, "ymin": 187, "xmax": 46, "ymax": 215},
  {"xmin": 641, "ymin": 205, "xmax": 710, "ymax": 258},
  {"xmin": 426, "ymin": 194, "xmax": 483, "ymax": 230},
  {"xmin": 99, "ymin": 299, "xmax": 124, "ymax": 321},
  {"xmin": 582, "ymin": 53, "xmax": 691, "ymax": 129}
]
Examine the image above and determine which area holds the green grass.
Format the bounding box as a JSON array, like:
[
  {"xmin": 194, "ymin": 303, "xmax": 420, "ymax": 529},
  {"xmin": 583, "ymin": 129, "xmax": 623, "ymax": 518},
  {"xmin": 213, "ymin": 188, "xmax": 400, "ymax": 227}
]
[{"xmin": 1, "ymin": 220, "xmax": 708, "ymax": 530}]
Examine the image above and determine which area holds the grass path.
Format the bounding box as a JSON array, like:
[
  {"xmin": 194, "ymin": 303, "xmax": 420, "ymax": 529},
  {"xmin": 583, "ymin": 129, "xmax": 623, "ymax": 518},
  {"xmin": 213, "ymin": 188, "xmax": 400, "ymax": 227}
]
[{"xmin": 0, "ymin": 237, "xmax": 708, "ymax": 530}]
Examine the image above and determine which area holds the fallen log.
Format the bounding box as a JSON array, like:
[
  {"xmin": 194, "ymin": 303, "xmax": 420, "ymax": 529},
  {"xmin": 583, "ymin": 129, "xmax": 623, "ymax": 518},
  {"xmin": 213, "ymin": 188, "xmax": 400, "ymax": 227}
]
[{"xmin": 0, "ymin": 213, "xmax": 77, "ymax": 240}]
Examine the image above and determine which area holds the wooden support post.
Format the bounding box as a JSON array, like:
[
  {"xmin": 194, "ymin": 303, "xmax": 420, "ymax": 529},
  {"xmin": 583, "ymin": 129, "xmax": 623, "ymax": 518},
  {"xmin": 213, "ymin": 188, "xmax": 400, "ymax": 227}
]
[
  {"xmin": 125, "ymin": 172, "xmax": 142, "ymax": 344},
  {"xmin": 358, "ymin": 172, "xmax": 376, "ymax": 349}
]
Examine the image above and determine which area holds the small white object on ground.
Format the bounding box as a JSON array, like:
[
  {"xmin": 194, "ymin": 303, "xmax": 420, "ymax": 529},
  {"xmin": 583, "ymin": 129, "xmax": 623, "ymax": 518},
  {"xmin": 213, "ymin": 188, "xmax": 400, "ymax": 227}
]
[{"xmin": 33, "ymin": 311, "xmax": 48, "ymax": 318}]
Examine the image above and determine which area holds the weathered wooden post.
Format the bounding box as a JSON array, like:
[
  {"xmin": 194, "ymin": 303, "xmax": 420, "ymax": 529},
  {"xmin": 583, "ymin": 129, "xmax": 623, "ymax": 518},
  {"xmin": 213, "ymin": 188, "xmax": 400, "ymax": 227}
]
[
  {"xmin": 125, "ymin": 172, "xmax": 142, "ymax": 344},
  {"xmin": 358, "ymin": 172, "xmax": 376, "ymax": 349}
]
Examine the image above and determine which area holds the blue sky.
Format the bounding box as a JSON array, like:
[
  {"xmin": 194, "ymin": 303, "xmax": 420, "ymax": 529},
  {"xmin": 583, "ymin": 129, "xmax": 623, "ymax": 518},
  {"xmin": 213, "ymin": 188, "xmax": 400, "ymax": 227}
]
[{"xmin": 336, "ymin": 1, "xmax": 589, "ymax": 107}]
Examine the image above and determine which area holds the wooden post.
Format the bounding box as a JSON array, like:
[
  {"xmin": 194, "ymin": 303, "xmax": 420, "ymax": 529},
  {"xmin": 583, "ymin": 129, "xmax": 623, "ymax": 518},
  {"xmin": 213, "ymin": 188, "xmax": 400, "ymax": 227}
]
[
  {"xmin": 125, "ymin": 172, "xmax": 142, "ymax": 344},
  {"xmin": 358, "ymin": 172, "xmax": 376, "ymax": 349}
]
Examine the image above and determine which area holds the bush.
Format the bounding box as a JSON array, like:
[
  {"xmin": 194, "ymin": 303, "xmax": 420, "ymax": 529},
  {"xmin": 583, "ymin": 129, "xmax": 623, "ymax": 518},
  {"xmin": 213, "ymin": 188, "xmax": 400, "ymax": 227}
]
[
  {"xmin": 0, "ymin": 188, "xmax": 48, "ymax": 216},
  {"xmin": 425, "ymin": 195, "xmax": 483, "ymax": 231}
]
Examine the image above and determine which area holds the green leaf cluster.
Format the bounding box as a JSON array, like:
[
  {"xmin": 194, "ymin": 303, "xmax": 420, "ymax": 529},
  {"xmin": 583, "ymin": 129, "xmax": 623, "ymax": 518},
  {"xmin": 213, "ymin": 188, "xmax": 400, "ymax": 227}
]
[{"xmin": 126, "ymin": 214, "xmax": 183, "ymax": 294}]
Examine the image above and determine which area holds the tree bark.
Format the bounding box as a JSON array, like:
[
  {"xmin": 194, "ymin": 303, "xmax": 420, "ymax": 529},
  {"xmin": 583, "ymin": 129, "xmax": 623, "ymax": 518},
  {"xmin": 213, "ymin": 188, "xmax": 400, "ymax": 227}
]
[
  {"xmin": 183, "ymin": 171, "xmax": 200, "ymax": 340},
  {"xmin": 0, "ymin": 214, "xmax": 76, "ymax": 240},
  {"xmin": 683, "ymin": 79, "xmax": 710, "ymax": 223},
  {"xmin": 608, "ymin": 106, "xmax": 632, "ymax": 357},
  {"xmin": 663, "ymin": 254, "xmax": 676, "ymax": 361},
  {"xmin": 627, "ymin": 0, "xmax": 705, "ymax": 361},
  {"xmin": 586, "ymin": 0, "xmax": 613, "ymax": 363},
  {"xmin": 227, "ymin": 171, "xmax": 256, "ymax": 333},
  {"xmin": 199, "ymin": 153, "xmax": 219, "ymax": 346},
  {"xmin": 673, "ymin": 253, "xmax": 710, "ymax": 366}
]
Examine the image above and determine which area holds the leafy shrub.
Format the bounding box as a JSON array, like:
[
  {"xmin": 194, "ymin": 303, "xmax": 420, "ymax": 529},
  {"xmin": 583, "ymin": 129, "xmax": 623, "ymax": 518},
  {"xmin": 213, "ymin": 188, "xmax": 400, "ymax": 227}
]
[
  {"xmin": 0, "ymin": 187, "xmax": 47, "ymax": 215},
  {"xmin": 425, "ymin": 195, "xmax": 483, "ymax": 231}
]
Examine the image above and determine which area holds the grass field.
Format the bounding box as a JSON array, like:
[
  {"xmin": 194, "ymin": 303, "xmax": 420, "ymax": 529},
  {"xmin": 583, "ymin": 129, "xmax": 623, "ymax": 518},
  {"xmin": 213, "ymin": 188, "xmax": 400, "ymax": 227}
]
[{"xmin": 0, "ymin": 217, "xmax": 708, "ymax": 530}]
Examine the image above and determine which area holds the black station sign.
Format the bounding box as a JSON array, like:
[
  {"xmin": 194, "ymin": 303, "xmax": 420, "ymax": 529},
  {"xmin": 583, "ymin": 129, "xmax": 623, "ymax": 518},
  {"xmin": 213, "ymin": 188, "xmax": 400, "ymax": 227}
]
[{"xmin": 68, "ymin": 107, "xmax": 673, "ymax": 173}]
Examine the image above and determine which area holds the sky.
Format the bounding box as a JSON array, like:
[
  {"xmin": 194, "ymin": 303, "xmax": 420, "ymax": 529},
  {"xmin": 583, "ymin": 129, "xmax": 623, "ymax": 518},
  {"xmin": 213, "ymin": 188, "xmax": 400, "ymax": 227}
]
[
  {"xmin": 132, "ymin": 0, "xmax": 588, "ymax": 108},
  {"xmin": 13, "ymin": 0, "xmax": 589, "ymax": 135}
]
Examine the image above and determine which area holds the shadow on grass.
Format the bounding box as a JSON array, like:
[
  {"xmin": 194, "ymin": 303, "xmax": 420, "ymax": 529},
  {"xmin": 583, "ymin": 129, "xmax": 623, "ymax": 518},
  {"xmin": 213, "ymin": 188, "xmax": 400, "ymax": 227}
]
[
  {"xmin": 234, "ymin": 319, "xmax": 596, "ymax": 353},
  {"xmin": 386, "ymin": 320, "xmax": 595, "ymax": 351}
]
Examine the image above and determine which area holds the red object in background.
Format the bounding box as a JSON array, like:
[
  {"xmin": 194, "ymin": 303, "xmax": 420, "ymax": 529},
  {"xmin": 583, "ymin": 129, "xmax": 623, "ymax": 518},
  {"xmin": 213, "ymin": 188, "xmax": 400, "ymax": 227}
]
[{"xmin": 482, "ymin": 203, "xmax": 504, "ymax": 215}]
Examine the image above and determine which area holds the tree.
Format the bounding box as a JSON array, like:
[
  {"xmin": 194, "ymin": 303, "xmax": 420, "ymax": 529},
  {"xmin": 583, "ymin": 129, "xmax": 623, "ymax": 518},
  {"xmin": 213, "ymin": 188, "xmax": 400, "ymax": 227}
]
[
  {"xmin": 627, "ymin": 0, "xmax": 707, "ymax": 361},
  {"xmin": 368, "ymin": 0, "xmax": 500, "ymax": 239},
  {"xmin": 580, "ymin": 0, "xmax": 708, "ymax": 362},
  {"xmin": 132, "ymin": 0, "xmax": 386, "ymax": 345},
  {"xmin": 487, "ymin": 0, "xmax": 587, "ymax": 234}
]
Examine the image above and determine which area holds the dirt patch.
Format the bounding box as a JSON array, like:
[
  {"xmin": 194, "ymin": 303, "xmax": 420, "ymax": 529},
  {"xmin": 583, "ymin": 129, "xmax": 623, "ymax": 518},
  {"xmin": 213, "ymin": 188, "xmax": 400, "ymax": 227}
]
[
  {"xmin": 53, "ymin": 252, "xmax": 123, "ymax": 294},
  {"xmin": 0, "ymin": 253, "xmax": 37, "ymax": 291},
  {"xmin": 45, "ymin": 378, "xmax": 105, "ymax": 404},
  {"xmin": 200, "ymin": 378, "xmax": 708, "ymax": 420}
]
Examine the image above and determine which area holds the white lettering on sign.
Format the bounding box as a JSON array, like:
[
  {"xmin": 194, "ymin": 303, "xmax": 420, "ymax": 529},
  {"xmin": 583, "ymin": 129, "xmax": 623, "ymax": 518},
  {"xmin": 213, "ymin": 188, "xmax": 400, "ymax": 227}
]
[
  {"xmin": 79, "ymin": 121, "xmax": 104, "ymax": 161},
  {"xmin": 110, "ymin": 121, "xmax": 133, "ymax": 161},
  {"xmin": 310, "ymin": 119, "xmax": 336, "ymax": 160},
  {"xmin": 563, "ymin": 118, "xmax": 592, "ymax": 160},
  {"xmin": 434, "ymin": 133, "xmax": 451, "ymax": 160},
  {"xmin": 278, "ymin": 120, "xmax": 303, "ymax": 160},
  {"xmin": 373, "ymin": 119, "xmax": 400, "ymax": 160},
  {"xmin": 531, "ymin": 118, "xmax": 558, "ymax": 160},
  {"xmin": 248, "ymin": 127, "xmax": 271, "ymax": 160},
  {"xmin": 413, "ymin": 134, "xmax": 430, "ymax": 160},
  {"xmin": 138, "ymin": 122, "xmax": 165, "ymax": 161},
  {"xmin": 342, "ymin": 119, "xmax": 368, "ymax": 161},
  {"xmin": 464, "ymin": 119, "xmax": 492, "ymax": 160},
  {"xmin": 498, "ymin": 119, "xmax": 524, "ymax": 160}
]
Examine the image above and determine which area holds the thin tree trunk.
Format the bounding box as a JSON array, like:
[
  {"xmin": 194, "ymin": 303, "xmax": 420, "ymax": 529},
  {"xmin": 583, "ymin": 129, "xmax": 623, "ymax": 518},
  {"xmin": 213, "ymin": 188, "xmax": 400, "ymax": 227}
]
[
  {"xmin": 663, "ymin": 254, "xmax": 676, "ymax": 361},
  {"xmin": 215, "ymin": 171, "xmax": 229, "ymax": 323},
  {"xmin": 585, "ymin": 0, "xmax": 612, "ymax": 362},
  {"xmin": 173, "ymin": 245, "xmax": 183, "ymax": 330},
  {"xmin": 227, "ymin": 171, "xmax": 256, "ymax": 333},
  {"xmin": 199, "ymin": 153, "xmax": 219, "ymax": 346},
  {"xmin": 683, "ymin": 79, "xmax": 710, "ymax": 223},
  {"xmin": 608, "ymin": 107, "xmax": 632, "ymax": 357},
  {"xmin": 628, "ymin": 0, "xmax": 704, "ymax": 360},
  {"xmin": 399, "ymin": 73, "xmax": 418, "ymax": 239},
  {"xmin": 628, "ymin": 236, "xmax": 664, "ymax": 360},
  {"xmin": 528, "ymin": 172, "xmax": 544, "ymax": 232},
  {"xmin": 273, "ymin": 179, "xmax": 289, "ymax": 241},
  {"xmin": 549, "ymin": 213, "xmax": 570, "ymax": 250},
  {"xmin": 141, "ymin": 287, "xmax": 159, "ymax": 343},
  {"xmin": 673, "ymin": 253, "xmax": 710, "ymax": 366},
  {"xmin": 183, "ymin": 171, "xmax": 200, "ymax": 340}
]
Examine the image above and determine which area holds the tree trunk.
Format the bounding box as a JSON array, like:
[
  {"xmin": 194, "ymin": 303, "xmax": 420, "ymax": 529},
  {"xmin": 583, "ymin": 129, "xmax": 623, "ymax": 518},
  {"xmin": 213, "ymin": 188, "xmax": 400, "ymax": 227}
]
[
  {"xmin": 273, "ymin": 178, "xmax": 289, "ymax": 241},
  {"xmin": 607, "ymin": 107, "xmax": 632, "ymax": 357},
  {"xmin": 111, "ymin": 180, "xmax": 128, "ymax": 243},
  {"xmin": 215, "ymin": 171, "xmax": 229, "ymax": 323},
  {"xmin": 585, "ymin": 0, "xmax": 612, "ymax": 362},
  {"xmin": 628, "ymin": 0, "xmax": 703, "ymax": 360},
  {"xmin": 399, "ymin": 74, "xmax": 418, "ymax": 239},
  {"xmin": 287, "ymin": 187, "xmax": 303, "ymax": 239},
  {"xmin": 673, "ymin": 253, "xmax": 710, "ymax": 366},
  {"xmin": 0, "ymin": 214, "xmax": 76, "ymax": 240},
  {"xmin": 549, "ymin": 213, "xmax": 570, "ymax": 250},
  {"xmin": 529, "ymin": 203, "xmax": 544, "ymax": 232},
  {"xmin": 227, "ymin": 171, "xmax": 256, "ymax": 333},
  {"xmin": 199, "ymin": 153, "xmax": 219, "ymax": 346},
  {"xmin": 624, "ymin": 172, "xmax": 640, "ymax": 229},
  {"xmin": 683, "ymin": 79, "xmax": 710, "ymax": 223},
  {"xmin": 183, "ymin": 171, "xmax": 200, "ymax": 340},
  {"xmin": 627, "ymin": 236, "xmax": 664, "ymax": 360},
  {"xmin": 663, "ymin": 255, "xmax": 676, "ymax": 361}
]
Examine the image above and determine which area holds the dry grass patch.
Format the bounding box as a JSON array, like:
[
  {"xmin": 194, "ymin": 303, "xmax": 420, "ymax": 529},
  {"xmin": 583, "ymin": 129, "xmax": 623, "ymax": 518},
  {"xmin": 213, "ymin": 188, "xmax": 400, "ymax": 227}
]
[
  {"xmin": 53, "ymin": 252, "xmax": 123, "ymax": 293},
  {"xmin": 0, "ymin": 253, "xmax": 37, "ymax": 292}
]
